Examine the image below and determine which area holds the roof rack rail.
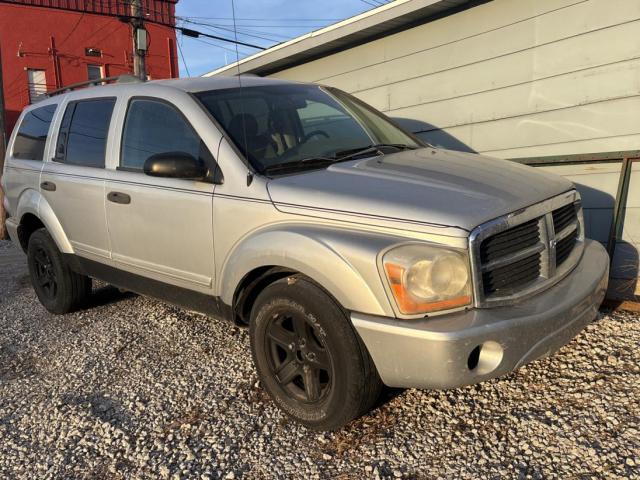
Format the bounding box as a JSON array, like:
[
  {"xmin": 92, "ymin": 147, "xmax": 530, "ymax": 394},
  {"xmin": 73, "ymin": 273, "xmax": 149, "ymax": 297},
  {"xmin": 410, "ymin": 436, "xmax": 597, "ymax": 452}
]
[{"xmin": 45, "ymin": 74, "xmax": 143, "ymax": 97}]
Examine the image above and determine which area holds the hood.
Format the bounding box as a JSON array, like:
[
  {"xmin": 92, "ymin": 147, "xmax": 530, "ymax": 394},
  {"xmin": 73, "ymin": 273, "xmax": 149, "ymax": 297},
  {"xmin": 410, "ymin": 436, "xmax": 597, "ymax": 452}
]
[{"xmin": 267, "ymin": 148, "xmax": 573, "ymax": 232}]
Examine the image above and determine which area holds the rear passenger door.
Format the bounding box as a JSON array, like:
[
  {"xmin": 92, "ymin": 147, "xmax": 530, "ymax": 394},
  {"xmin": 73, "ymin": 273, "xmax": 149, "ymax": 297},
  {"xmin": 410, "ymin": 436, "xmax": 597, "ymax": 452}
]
[
  {"xmin": 105, "ymin": 97, "xmax": 215, "ymax": 291},
  {"xmin": 40, "ymin": 97, "xmax": 115, "ymax": 262}
]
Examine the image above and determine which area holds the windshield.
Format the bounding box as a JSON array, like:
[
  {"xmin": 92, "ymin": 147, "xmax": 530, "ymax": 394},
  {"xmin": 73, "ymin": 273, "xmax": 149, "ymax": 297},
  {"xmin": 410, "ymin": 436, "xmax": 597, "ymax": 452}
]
[{"xmin": 195, "ymin": 84, "xmax": 422, "ymax": 174}]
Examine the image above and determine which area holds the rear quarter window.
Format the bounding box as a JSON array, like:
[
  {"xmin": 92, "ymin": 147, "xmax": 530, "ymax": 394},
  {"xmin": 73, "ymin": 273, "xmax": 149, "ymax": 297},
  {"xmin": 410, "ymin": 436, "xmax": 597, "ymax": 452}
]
[{"xmin": 12, "ymin": 104, "xmax": 58, "ymax": 161}]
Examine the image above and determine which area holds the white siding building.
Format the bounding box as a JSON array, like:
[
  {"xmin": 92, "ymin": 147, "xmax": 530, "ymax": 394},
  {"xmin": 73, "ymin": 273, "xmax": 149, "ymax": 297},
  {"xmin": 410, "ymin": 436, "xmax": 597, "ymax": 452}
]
[{"xmin": 207, "ymin": 0, "xmax": 640, "ymax": 299}]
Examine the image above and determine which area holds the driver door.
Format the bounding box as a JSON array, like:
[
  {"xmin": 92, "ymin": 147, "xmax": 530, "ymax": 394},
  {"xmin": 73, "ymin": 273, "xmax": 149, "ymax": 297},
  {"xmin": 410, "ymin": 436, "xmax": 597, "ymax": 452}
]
[{"xmin": 105, "ymin": 97, "xmax": 216, "ymax": 292}]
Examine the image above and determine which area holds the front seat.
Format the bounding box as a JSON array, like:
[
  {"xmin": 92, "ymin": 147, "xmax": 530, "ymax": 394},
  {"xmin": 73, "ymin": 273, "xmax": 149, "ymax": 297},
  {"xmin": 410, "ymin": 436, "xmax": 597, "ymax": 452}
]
[{"xmin": 227, "ymin": 113, "xmax": 275, "ymax": 161}]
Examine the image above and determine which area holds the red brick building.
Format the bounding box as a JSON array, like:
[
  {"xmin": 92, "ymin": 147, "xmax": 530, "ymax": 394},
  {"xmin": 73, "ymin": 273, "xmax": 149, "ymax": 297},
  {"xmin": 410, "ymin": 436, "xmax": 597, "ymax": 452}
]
[{"xmin": 0, "ymin": 0, "xmax": 179, "ymax": 135}]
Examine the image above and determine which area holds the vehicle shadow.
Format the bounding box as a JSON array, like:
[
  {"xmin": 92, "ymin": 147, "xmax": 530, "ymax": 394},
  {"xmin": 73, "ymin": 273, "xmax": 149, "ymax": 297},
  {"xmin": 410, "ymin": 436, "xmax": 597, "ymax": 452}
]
[
  {"xmin": 391, "ymin": 117, "xmax": 477, "ymax": 153},
  {"xmin": 82, "ymin": 283, "xmax": 137, "ymax": 310},
  {"xmin": 375, "ymin": 386, "xmax": 406, "ymax": 409}
]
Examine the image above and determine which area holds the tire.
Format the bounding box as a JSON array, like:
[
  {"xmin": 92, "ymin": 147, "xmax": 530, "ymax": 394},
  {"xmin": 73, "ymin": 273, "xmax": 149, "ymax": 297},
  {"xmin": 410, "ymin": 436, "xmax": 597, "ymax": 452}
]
[
  {"xmin": 27, "ymin": 228, "xmax": 92, "ymax": 314},
  {"xmin": 250, "ymin": 276, "xmax": 382, "ymax": 430}
]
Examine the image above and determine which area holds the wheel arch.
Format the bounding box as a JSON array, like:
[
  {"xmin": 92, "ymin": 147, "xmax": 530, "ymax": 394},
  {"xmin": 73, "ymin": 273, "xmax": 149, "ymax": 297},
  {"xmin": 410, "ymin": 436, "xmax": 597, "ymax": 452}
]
[
  {"xmin": 15, "ymin": 189, "xmax": 73, "ymax": 254},
  {"xmin": 219, "ymin": 226, "xmax": 397, "ymax": 321}
]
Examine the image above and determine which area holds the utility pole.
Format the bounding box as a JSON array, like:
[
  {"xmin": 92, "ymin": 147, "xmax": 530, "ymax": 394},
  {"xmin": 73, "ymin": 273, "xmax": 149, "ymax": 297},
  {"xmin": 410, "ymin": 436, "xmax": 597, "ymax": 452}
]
[
  {"xmin": 0, "ymin": 41, "xmax": 7, "ymax": 240},
  {"xmin": 129, "ymin": 0, "xmax": 148, "ymax": 80}
]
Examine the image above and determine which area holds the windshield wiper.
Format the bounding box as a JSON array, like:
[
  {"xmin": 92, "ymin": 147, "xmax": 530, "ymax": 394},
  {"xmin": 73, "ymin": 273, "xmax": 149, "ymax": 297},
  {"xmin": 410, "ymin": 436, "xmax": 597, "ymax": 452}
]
[
  {"xmin": 262, "ymin": 144, "xmax": 417, "ymax": 175},
  {"xmin": 262, "ymin": 156, "xmax": 335, "ymax": 175},
  {"xmin": 332, "ymin": 143, "xmax": 418, "ymax": 161}
]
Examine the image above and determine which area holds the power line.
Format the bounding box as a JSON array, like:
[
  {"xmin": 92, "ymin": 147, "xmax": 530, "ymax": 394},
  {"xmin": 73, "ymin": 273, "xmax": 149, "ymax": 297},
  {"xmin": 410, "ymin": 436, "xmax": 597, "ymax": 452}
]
[
  {"xmin": 181, "ymin": 19, "xmax": 283, "ymax": 43},
  {"xmin": 57, "ymin": 12, "xmax": 85, "ymax": 48},
  {"xmin": 187, "ymin": 35, "xmax": 252, "ymax": 56},
  {"xmin": 177, "ymin": 16, "xmax": 344, "ymax": 21},
  {"xmin": 188, "ymin": 23, "xmax": 329, "ymax": 28},
  {"xmin": 177, "ymin": 34, "xmax": 191, "ymax": 76},
  {"xmin": 178, "ymin": 18, "xmax": 311, "ymax": 42},
  {"xmin": 179, "ymin": 26, "xmax": 266, "ymax": 50}
]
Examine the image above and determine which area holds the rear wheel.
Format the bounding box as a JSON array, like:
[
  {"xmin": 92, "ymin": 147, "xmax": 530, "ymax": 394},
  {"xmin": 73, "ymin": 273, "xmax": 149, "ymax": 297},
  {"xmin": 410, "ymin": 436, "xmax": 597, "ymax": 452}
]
[
  {"xmin": 27, "ymin": 228, "xmax": 92, "ymax": 314},
  {"xmin": 250, "ymin": 276, "xmax": 382, "ymax": 430}
]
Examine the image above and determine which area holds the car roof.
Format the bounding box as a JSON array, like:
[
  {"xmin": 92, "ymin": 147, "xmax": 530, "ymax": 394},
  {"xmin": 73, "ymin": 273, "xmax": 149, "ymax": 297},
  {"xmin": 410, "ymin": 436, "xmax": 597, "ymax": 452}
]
[
  {"xmin": 25, "ymin": 75, "xmax": 312, "ymax": 111},
  {"xmin": 19, "ymin": 76, "xmax": 312, "ymax": 114},
  {"xmin": 150, "ymin": 75, "xmax": 306, "ymax": 92}
]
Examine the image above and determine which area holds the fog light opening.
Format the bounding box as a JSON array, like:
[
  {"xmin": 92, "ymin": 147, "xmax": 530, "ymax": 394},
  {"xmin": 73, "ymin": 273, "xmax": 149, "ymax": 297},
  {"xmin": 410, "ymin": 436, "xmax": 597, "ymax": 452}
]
[
  {"xmin": 467, "ymin": 341, "xmax": 503, "ymax": 375},
  {"xmin": 467, "ymin": 345, "xmax": 481, "ymax": 370}
]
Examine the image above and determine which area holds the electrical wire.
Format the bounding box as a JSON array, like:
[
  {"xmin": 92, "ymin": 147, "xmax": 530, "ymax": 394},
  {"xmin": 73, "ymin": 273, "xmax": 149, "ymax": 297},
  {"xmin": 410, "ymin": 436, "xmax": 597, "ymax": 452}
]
[
  {"xmin": 177, "ymin": 16, "xmax": 344, "ymax": 21},
  {"xmin": 186, "ymin": 35, "xmax": 253, "ymax": 56},
  {"xmin": 229, "ymin": 0, "xmax": 252, "ymax": 182},
  {"xmin": 57, "ymin": 12, "xmax": 85, "ymax": 48},
  {"xmin": 179, "ymin": 18, "xmax": 280, "ymax": 44},
  {"xmin": 178, "ymin": 19, "xmax": 297, "ymax": 42},
  {"xmin": 177, "ymin": 34, "xmax": 191, "ymax": 77}
]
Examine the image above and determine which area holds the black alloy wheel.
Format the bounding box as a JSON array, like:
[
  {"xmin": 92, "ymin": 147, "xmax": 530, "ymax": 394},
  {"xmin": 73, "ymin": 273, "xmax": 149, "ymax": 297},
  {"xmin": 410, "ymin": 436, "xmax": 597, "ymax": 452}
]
[
  {"xmin": 27, "ymin": 228, "xmax": 92, "ymax": 314},
  {"xmin": 32, "ymin": 245, "xmax": 58, "ymax": 300},
  {"xmin": 250, "ymin": 276, "xmax": 382, "ymax": 430},
  {"xmin": 265, "ymin": 309, "xmax": 333, "ymax": 404}
]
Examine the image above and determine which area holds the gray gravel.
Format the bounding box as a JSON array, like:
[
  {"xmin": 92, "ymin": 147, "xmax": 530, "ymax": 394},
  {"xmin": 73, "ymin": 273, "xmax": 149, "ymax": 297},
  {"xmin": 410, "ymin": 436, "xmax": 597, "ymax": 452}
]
[{"xmin": 0, "ymin": 239, "xmax": 639, "ymax": 479}]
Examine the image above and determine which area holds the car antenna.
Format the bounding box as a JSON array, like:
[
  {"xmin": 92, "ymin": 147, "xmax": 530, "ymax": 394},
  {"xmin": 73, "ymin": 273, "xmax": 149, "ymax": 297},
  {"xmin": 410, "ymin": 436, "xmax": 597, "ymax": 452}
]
[{"xmin": 229, "ymin": 0, "xmax": 253, "ymax": 187}]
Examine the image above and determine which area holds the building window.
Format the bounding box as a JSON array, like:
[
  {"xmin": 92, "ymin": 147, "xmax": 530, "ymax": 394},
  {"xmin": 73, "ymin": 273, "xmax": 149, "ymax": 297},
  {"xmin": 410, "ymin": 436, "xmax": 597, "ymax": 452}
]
[
  {"xmin": 27, "ymin": 69, "xmax": 48, "ymax": 104},
  {"xmin": 87, "ymin": 64, "xmax": 104, "ymax": 84}
]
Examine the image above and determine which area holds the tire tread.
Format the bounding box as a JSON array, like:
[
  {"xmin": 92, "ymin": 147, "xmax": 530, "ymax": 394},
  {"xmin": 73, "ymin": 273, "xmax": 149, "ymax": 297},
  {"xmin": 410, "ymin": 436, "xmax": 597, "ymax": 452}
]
[{"xmin": 250, "ymin": 275, "xmax": 382, "ymax": 430}]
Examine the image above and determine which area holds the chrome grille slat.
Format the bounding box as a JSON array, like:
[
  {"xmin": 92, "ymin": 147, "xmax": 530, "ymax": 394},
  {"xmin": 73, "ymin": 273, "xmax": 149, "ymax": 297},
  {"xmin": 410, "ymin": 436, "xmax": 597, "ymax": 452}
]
[
  {"xmin": 480, "ymin": 242, "xmax": 545, "ymax": 272},
  {"xmin": 480, "ymin": 222, "xmax": 541, "ymax": 262},
  {"xmin": 553, "ymin": 203, "xmax": 578, "ymax": 232},
  {"xmin": 482, "ymin": 252, "xmax": 542, "ymax": 296},
  {"xmin": 556, "ymin": 220, "xmax": 578, "ymax": 241},
  {"xmin": 469, "ymin": 191, "xmax": 585, "ymax": 308},
  {"xmin": 556, "ymin": 229, "xmax": 578, "ymax": 266}
]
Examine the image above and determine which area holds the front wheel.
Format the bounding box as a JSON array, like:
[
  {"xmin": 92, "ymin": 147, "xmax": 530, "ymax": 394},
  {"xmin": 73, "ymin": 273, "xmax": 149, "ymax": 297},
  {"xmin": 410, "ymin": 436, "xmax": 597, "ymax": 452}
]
[{"xmin": 250, "ymin": 276, "xmax": 382, "ymax": 430}]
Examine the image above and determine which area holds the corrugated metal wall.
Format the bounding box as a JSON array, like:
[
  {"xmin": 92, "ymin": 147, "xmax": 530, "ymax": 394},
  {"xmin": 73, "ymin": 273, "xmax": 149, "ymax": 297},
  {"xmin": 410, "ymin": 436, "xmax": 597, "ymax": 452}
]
[
  {"xmin": 271, "ymin": 0, "xmax": 640, "ymax": 159},
  {"xmin": 268, "ymin": 0, "xmax": 640, "ymax": 298}
]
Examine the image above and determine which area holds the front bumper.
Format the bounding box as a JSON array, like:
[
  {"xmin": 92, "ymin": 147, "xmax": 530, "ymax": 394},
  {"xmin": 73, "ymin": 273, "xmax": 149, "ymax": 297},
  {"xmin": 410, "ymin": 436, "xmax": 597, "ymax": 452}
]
[{"xmin": 352, "ymin": 239, "xmax": 609, "ymax": 389}]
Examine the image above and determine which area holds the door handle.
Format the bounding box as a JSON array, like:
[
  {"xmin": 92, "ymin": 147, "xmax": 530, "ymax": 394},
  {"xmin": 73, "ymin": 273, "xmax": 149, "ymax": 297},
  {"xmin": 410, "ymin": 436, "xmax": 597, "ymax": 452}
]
[
  {"xmin": 107, "ymin": 191, "xmax": 131, "ymax": 205},
  {"xmin": 41, "ymin": 181, "xmax": 56, "ymax": 192}
]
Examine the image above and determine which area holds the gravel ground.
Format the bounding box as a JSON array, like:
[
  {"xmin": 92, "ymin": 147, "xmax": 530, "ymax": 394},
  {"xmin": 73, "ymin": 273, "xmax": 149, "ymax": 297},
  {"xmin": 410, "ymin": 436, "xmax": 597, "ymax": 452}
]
[{"xmin": 0, "ymin": 239, "xmax": 639, "ymax": 479}]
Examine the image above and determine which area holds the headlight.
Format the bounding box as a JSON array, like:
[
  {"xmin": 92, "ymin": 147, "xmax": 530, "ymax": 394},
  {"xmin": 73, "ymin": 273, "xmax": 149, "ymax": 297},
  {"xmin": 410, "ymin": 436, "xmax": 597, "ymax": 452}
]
[{"xmin": 382, "ymin": 244, "xmax": 472, "ymax": 315}]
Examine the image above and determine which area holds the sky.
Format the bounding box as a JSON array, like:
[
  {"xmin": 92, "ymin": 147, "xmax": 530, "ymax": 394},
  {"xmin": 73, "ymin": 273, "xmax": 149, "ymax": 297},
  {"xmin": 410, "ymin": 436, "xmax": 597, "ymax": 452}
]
[{"xmin": 174, "ymin": 0, "xmax": 379, "ymax": 77}]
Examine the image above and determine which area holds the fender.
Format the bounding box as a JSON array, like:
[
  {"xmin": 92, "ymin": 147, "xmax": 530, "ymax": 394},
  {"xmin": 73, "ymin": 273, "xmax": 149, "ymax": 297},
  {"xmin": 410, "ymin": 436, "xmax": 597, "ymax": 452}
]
[
  {"xmin": 218, "ymin": 224, "xmax": 407, "ymax": 318},
  {"xmin": 16, "ymin": 189, "xmax": 74, "ymax": 254}
]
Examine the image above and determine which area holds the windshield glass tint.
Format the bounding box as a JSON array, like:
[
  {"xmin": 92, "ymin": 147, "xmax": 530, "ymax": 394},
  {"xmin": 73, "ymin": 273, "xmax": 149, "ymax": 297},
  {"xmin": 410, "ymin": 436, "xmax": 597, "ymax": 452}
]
[{"xmin": 196, "ymin": 84, "xmax": 420, "ymax": 173}]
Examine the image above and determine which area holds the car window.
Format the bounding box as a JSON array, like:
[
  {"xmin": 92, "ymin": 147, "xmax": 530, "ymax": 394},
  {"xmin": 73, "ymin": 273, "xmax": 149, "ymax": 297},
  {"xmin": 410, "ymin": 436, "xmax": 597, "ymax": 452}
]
[
  {"xmin": 120, "ymin": 99, "xmax": 207, "ymax": 170},
  {"xmin": 196, "ymin": 84, "xmax": 421, "ymax": 174},
  {"xmin": 296, "ymin": 100, "xmax": 366, "ymax": 144},
  {"xmin": 56, "ymin": 98, "xmax": 115, "ymax": 168},
  {"xmin": 12, "ymin": 104, "xmax": 57, "ymax": 161}
]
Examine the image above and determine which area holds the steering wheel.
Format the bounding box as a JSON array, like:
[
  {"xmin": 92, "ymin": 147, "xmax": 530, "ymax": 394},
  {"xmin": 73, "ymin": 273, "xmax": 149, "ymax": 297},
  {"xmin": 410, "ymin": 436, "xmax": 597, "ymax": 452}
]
[{"xmin": 301, "ymin": 130, "xmax": 330, "ymax": 143}]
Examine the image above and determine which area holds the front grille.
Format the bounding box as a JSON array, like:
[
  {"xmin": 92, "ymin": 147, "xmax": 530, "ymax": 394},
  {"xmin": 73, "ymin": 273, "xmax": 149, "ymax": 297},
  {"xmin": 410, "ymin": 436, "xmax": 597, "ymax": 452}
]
[
  {"xmin": 553, "ymin": 203, "xmax": 577, "ymax": 233},
  {"xmin": 480, "ymin": 219, "xmax": 540, "ymax": 263},
  {"xmin": 482, "ymin": 251, "xmax": 541, "ymax": 296},
  {"xmin": 480, "ymin": 219, "xmax": 541, "ymax": 296},
  {"xmin": 470, "ymin": 192, "xmax": 584, "ymax": 306},
  {"xmin": 556, "ymin": 229, "xmax": 578, "ymax": 266}
]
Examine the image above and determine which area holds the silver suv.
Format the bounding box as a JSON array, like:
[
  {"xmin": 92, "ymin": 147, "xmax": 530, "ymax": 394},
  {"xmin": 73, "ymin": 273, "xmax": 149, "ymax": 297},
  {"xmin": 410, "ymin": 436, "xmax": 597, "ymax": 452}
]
[{"xmin": 1, "ymin": 76, "xmax": 609, "ymax": 430}]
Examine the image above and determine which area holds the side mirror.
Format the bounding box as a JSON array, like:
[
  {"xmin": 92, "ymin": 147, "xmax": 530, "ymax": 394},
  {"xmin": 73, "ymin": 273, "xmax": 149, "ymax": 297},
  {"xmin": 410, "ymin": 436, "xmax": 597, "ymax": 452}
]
[{"xmin": 143, "ymin": 152, "xmax": 208, "ymax": 180}]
